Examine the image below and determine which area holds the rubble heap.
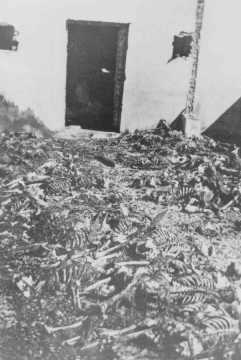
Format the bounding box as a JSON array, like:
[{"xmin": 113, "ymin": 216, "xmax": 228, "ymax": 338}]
[{"xmin": 1, "ymin": 126, "xmax": 241, "ymax": 360}]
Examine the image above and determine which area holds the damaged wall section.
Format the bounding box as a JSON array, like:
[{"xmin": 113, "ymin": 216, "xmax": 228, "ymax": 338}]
[
  {"xmin": 0, "ymin": 0, "xmax": 196, "ymax": 131},
  {"xmin": 0, "ymin": 23, "xmax": 19, "ymax": 51},
  {"xmin": 168, "ymin": 32, "xmax": 193, "ymax": 63}
]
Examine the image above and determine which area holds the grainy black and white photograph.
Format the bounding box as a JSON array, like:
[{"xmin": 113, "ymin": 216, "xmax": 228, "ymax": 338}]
[{"xmin": 1, "ymin": 1, "xmax": 241, "ymax": 359}]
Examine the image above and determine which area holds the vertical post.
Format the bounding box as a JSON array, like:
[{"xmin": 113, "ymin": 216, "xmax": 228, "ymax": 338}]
[
  {"xmin": 113, "ymin": 24, "xmax": 129, "ymax": 132},
  {"xmin": 184, "ymin": 0, "xmax": 205, "ymax": 136}
]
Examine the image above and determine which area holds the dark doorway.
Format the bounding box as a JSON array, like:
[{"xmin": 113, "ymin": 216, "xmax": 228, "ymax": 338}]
[{"xmin": 65, "ymin": 20, "xmax": 129, "ymax": 132}]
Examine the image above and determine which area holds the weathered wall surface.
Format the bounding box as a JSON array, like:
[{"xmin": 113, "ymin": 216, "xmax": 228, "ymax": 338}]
[
  {"xmin": 0, "ymin": 0, "xmax": 195, "ymax": 131},
  {"xmin": 196, "ymin": 0, "xmax": 241, "ymax": 132}
]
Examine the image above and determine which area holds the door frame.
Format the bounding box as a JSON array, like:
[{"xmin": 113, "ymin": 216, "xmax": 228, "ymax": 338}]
[{"xmin": 65, "ymin": 19, "xmax": 130, "ymax": 132}]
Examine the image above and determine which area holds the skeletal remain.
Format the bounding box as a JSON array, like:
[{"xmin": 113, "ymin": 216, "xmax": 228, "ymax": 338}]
[
  {"xmin": 221, "ymin": 197, "xmax": 238, "ymax": 211},
  {"xmin": 79, "ymin": 277, "xmax": 111, "ymax": 294},
  {"xmin": 125, "ymin": 328, "xmax": 154, "ymax": 339},
  {"xmin": 44, "ymin": 316, "xmax": 87, "ymax": 334},
  {"xmin": 100, "ymin": 324, "xmax": 137, "ymax": 337},
  {"xmin": 96, "ymin": 243, "xmax": 127, "ymax": 258},
  {"xmin": 62, "ymin": 336, "xmax": 81, "ymax": 346},
  {"xmin": 90, "ymin": 253, "xmax": 121, "ymax": 268},
  {"xmin": 40, "ymin": 260, "xmax": 61, "ymax": 269},
  {"xmin": 116, "ymin": 261, "xmax": 149, "ymax": 267},
  {"xmin": 6, "ymin": 178, "xmax": 25, "ymax": 189},
  {"xmin": 80, "ymin": 341, "xmax": 99, "ymax": 352}
]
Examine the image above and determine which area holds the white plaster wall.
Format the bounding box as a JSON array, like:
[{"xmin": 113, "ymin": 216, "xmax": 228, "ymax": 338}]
[
  {"xmin": 196, "ymin": 0, "xmax": 241, "ymax": 131},
  {"xmin": 0, "ymin": 0, "xmax": 196, "ymax": 131}
]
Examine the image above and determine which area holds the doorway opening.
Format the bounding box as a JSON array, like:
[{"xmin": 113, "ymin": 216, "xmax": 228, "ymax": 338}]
[{"xmin": 65, "ymin": 20, "xmax": 129, "ymax": 132}]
